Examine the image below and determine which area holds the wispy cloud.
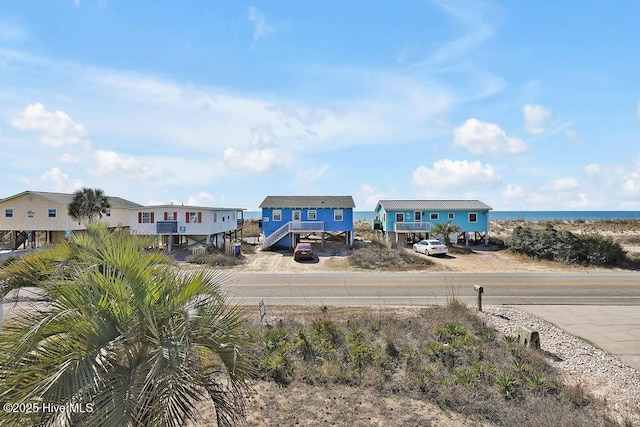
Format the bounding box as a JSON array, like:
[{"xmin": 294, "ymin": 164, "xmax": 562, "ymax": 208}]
[
  {"xmin": 565, "ymin": 129, "xmax": 583, "ymax": 145},
  {"xmin": 0, "ymin": 20, "xmax": 27, "ymax": 42},
  {"xmin": 247, "ymin": 7, "xmax": 273, "ymax": 41}
]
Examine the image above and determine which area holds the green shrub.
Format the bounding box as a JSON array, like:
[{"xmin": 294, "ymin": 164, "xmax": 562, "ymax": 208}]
[{"xmin": 508, "ymin": 225, "xmax": 626, "ymax": 266}]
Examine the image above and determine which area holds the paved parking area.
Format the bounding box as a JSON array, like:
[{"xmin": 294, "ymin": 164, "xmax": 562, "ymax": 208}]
[{"xmin": 512, "ymin": 305, "xmax": 640, "ymax": 371}]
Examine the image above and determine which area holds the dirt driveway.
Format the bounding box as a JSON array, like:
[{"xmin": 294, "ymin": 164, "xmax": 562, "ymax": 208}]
[{"xmin": 234, "ymin": 243, "xmax": 597, "ymax": 274}]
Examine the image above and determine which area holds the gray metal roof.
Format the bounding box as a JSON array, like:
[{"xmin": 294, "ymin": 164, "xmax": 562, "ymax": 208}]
[
  {"xmin": 260, "ymin": 196, "xmax": 355, "ymax": 209},
  {"xmin": 1, "ymin": 191, "xmax": 143, "ymax": 209},
  {"xmin": 376, "ymin": 200, "xmax": 492, "ymax": 211}
]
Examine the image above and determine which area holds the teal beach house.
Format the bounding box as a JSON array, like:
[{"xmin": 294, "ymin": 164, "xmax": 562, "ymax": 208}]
[
  {"xmin": 372, "ymin": 200, "xmax": 493, "ymax": 246},
  {"xmin": 259, "ymin": 196, "xmax": 356, "ymax": 249}
]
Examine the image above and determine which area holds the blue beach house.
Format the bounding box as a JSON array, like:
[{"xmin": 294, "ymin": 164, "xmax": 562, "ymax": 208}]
[
  {"xmin": 373, "ymin": 200, "xmax": 493, "ymax": 246},
  {"xmin": 259, "ymin": 196, "xmax": 356, "ymax": 249}
]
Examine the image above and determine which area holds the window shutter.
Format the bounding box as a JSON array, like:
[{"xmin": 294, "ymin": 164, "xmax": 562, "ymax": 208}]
[
  {"xmin": 173, "ymin": 212, "xmax": 177, "ymax": 220},
  {"xmin": 138, "ymin": 212, "xmax": 142, "ymax": 223},
  {"xmin": 164, "ymin": 212, "xmax": 168, "ymax": 220},
  {"xmin": 197, "ymin": 212, "xmax": 202, "ymax": 223},
  {"xmin": 150, "ymin": 212, "xmax": 155, "ymax": 223},
  {"xmin": 186, "ymin": 212, "xmax": 190, "ymax": 223}
]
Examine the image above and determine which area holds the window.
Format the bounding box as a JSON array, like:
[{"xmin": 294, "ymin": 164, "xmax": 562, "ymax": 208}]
[
  {"xmin": 293, "ymin": 210, "xmax": 301, "ymax": 221},
  {"xmin": 4, "ymin": 208, "xmax": 13, "ymax": 218},
  {"xmin": 48, "ymin": 208, "xmax": 57, "ymax": 218},
  {"xmin": 142, "ymin": 212, "xmax": 152, "ymax": 223},
  {"xmin": 430, "ymin": 213, "xmax": 439, "ymax": 221},
  {"xmin": 448, "ymin": 213, "xmax": 455, "ymax": 220},
  {"xmin": 273, "ymin": 210, "xmax": 282, "ymax": 221},
  {"xmin": 395, "ymin": 213, "xmax": 404, "ymax": 222},
  {"xmin": 307, "ymin": 210, "xmax": 317, "ymax": 220},
  {"xmin": 27, "ymin": 210, "xmax": 34, "ymax": 218},
  {"xmin": 414, "ymin": 211, "xmax": 422, "ymax": 222},
  {"xmin": 334, "ymin": 210, "xmax": 344, "ymax": 221},
  {"xmin": 105, "ymin": 209, "xmax": 111, "ymax": 217},
  {"xmin": 187, "ymin": 212, "xmax": 202, "ymax": 223},
  {"xmin": 468, "ymin": 212, "xmax": 478, "ymax": 223}
]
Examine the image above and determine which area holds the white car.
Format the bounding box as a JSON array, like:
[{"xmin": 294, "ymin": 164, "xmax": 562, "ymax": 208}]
[{"xmin": 413, "ymin": 239, "xmax": 448, "ymax": 256}]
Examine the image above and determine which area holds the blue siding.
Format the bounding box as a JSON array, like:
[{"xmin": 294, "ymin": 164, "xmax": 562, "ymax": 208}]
[
  {"xmin": 374, "ymin": 206, "xmax": 490, "ymax": 233},
  {"xmin": 261, "ymin": 207, "xmax": 353, "ymax": 237}
]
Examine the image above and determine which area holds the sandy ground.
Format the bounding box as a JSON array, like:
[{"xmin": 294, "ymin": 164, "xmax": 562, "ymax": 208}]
[
  {"xmin": 234, "ymin": 218, "xmax": 640, "ymax": 274},
  {"xmin": 233, "ymin": 242, "xmax": 615, "ymax": 274}
]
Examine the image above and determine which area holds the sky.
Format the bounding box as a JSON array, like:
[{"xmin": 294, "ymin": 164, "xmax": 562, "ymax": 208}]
[{"xmin": 1, "ymin": 1, "xmax": 639, "ymax": 211}]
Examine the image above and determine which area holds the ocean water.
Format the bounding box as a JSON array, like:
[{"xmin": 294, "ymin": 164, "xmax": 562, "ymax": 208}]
[{"xmin": 242, "ymin": 211, "xmax": 640, "ymax": 222}]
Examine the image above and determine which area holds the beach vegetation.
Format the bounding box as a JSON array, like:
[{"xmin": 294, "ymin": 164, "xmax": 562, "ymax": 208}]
[
  {"xmin": 250, "ymin": 301, "xmax": 616, "ymax": 426},
  {"xmin": 348, "ymin": 241, "xmax": 431, "ymax": 269},
  {"xmin": 431, "ymin": 221, "xmax": 462, "ymax": 246},
  {"xmin": 0, "ymin": 223, "xmax": 253, "ymax": 427},
  {"xmin": 67, "ymin": 187, "xmax": 111, "ymax": 225},
  {"xmin": 508, "ymin": 224, "xmax": 626, "ymax": 266}
]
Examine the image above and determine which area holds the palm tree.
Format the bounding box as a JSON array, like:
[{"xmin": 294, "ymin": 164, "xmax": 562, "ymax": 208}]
[
  {"xmin": 431, "ymin": 221, "xmax": 462, "ymax": 246},
  {"xmin": 0, "ymin": 223, "xmax": 253, "ymax": 427},
  {"xmin": 67, "ymin": 187, "xmax": 111, "ymax": 224}
]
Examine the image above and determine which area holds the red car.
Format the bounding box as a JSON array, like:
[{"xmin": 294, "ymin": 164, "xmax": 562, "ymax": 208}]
[{"xmin": 293, "ymin": 243, "xmax": 314, "ymax": 261}]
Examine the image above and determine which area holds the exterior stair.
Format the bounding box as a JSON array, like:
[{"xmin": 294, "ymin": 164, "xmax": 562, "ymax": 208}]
[
  {"xmin": 261, "ymin": 222, "xmax": 293, "ymax": 249},
  {"xmin": 13, "ymin": 231, "xmax": 28, "ymax": 250},
  {"xmin": 261, "ymin": 221, "xmax": 325, "ymax": 249}
]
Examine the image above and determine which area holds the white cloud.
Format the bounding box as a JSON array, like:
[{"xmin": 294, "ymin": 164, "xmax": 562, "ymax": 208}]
[
  {"xmin": 0, "ymin": 20, "xmax": 27, "ymax": 41},
  {"xmin": 186, "ymin": 192, "xmax": 217, "ymax": 206},
  {"xmin": 93, "ymin": 150, "xmax": 164, "ymax": 180},
  {"xmin": 551, "ymin": 177, "xmax": 579, "ymax": 192},
  {"xmin": 453, "ymin": 118, "xmax": 526, "ymax": 156},
  {"xmin": 522, "ymin": 104, "xmax": 551, "ymax": 135},
  {"xmin": 413, "ymin": 159, "xmax": 499, "ymax": 189},
  {"xmin": 11, "ymin": 103, "xmax": 89, "ymax": 148},
  {"xmin": 297, "ymin": 164, "xmax": 331, "ymax": 184},
  {"xmin": 565, "ymin": 130, "xmax": 583, "ymax": 145},
  {"xmin": 247, "ymin": 7, "xmax": 273, "ymax": 41},
  {"xmin": 56, "ymin": 153, "xmax": 82, "ymax": 163},
  {"xmin": 41, "ymin": 167, "xmax": 82, "ymax": 192},
  {"xmin": 357, "ymin": 184, "xmax": 388, "ymax": 209},
  {"xmin": 585, "ymin": 163, "xmax": 600, "ymax": 175},
  {"xmin": 250, "ymin": 125, "xmax": 277, "ymax": 148},
  {"xmin": 223, "ymin": 148, "xmax": 282, "ymax": 173},
  {"xmin": 502, "ymin": 184, "xmax": 526, "ymax": 199}
]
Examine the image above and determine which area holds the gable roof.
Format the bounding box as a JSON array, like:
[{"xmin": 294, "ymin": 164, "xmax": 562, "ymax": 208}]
[
  {"xmin": 376, "ymin": 200, "xmax": 492, "ymax": 212},
  {"xmin": 260, "ymin": 196, "xmax": 355, "ymax": 209},
  {"xmin": 0, "ymin": 191, "xmax": 143, "ymax": 209}
]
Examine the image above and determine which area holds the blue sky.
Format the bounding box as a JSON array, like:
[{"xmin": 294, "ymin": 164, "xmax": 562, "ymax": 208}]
[{"xmin": 1, "ymin": 1, "xmax": 639, "ymax": 211}]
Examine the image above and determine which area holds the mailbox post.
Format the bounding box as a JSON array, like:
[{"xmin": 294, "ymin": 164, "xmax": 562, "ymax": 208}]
[{"xmin": 473, "ymin": 285, "xmax": 484, "ymax": 312}]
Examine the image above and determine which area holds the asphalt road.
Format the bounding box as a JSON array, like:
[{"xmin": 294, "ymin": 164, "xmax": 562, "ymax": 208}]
[{"xmin": 225, "ymin": 271, "xmax": 640, "ymax": 307}]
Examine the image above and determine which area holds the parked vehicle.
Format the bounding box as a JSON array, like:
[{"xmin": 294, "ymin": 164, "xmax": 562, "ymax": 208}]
[
  {"xmin": 413, "ymin": 239, "xmax": 448, "ymax": 256},
  {"xmin": 293, "ymin": 243, "xmax": 314, "ymax": 261}
]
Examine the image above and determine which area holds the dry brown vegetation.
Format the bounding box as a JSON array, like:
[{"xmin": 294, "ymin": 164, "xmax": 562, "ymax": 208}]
[{"xmin": 193, "ymin": 302, "xmax": 617, "ymax": 426}]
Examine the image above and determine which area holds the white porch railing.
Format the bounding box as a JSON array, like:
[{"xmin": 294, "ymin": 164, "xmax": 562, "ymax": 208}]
[
  {"xmin": 261, "ymin": 221, "xmax": 325, "ymax": 249},
  {"xmin": 394, "ymin": 222, "xmax": 432, "ymax": 232}
]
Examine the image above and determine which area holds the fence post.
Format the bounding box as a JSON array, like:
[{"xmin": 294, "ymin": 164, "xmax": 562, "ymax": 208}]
[{"xmin": 473, "ymin": 285, "xmax": 483, "ymax": 312}]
